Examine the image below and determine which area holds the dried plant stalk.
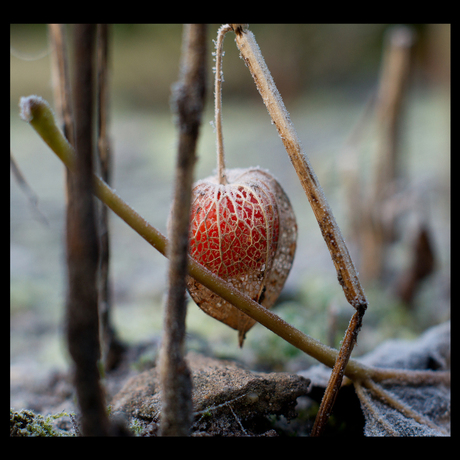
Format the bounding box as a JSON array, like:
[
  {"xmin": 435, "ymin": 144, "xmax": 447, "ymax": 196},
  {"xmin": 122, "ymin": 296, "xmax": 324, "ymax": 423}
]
[
  {"xmin": 231, "ymin": 24, "xmax": 368, "ymax": 436},
  {"xmin": 311, "ymin": 307, "xmax": 365, "ymax": 436},
  {"xmin": 159, "ymin": 23, "xmax": 207, "ymax": 436},
  {"xmin": 95, "ymin": 23, "xmax": 125, "ymax": 371},
  {"xmin": 65, "ymin": 23, "xmax": 110, "ymax": 436}
]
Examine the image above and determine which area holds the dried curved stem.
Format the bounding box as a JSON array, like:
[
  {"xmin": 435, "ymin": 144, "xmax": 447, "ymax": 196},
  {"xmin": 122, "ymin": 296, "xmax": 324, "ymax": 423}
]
[
  {"xmin": 21, "ymin": 94, "xmax": 449, "ymax": 434},
  {"xmin": 21, "ymin": 95, "xmax": 340, "ymax": 372}
]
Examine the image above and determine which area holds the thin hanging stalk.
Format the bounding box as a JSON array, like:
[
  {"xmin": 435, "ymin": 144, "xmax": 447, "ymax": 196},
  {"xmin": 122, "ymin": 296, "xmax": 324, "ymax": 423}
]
[
  {"xmin": 214, "ymin": 24, "xmax": 232, "ymax": 185},
  {"xmin": 158, "ymin": 24, "xmax": 207, "ymax": 436},
  {"xmin": 230, "ymin": 24, "xmax": 368, "ymax": 436}
]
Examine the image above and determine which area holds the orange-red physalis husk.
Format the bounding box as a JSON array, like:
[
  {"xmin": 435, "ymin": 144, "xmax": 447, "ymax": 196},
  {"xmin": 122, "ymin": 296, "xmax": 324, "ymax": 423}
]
[{"xmin": 187, "ymin": 167, "xmax": 297, "ymax": 346}]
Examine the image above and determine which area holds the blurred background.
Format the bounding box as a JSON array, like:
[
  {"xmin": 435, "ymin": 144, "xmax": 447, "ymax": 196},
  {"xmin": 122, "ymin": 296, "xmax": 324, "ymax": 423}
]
[{"xmin": 10, "ymin": 24, "xmax": 450, "ymax": 386}]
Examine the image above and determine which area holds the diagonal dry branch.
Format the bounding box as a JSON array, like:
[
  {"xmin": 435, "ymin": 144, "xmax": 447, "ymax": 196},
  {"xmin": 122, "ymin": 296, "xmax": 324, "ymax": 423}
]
[
  {"xmin": 20, "ymin": 94, "xmax": 339, "ymax": 372},
  {"xmin": 232, "ymin": 25, "xmax": 367, "ymax": 312},
  {"xmin": 229, "ymin": 23, "xmax": 368, "ymax": 436}
]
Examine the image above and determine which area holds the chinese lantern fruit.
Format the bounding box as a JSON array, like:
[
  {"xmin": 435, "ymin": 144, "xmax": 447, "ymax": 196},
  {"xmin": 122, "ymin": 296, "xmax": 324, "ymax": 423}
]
[{"xmin": 187, "ymin": 168, "xmax": 297, "ymax": 346}]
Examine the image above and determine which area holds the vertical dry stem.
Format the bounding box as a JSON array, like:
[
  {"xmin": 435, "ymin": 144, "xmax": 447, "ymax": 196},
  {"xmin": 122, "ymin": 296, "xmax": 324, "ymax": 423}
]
[
  {"xmin": 65, "ymin": 24, "xmax": 110, "ymax": 436},
  {"xmin": 96, "ymin": 23, "xmax": 112, "ymax": 367},
  {"xmin": 159, "ymin": 24, "xmax": 207, "ymax": 436},
  {"xmin": 374, "ymin": 25, "xmax": 414, "ymax": 197}
]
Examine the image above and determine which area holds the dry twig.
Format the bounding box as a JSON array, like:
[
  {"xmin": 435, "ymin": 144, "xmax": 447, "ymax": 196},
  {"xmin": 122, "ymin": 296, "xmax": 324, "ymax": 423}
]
[
  {"xmin": 64, "ymin": 24, "xmax": 110, "ymax": 436},
  {"xmin": 214, "ymin": 24, "xmax": 232, "ymax": 185}
]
